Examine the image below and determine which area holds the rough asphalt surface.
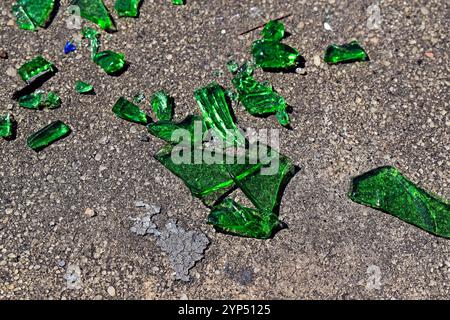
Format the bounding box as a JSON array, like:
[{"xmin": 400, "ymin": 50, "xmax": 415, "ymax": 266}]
[{"xmin": 0, "ymin": 0, "xmax": 449, "ymax": 299}]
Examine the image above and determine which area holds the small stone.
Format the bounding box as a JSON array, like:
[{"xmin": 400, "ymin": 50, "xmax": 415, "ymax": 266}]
[
  {"xmin": 424, "ymin": 51, "xmax": 434, "ymax": 59},
  {"xmin": 94, "ymin": 153, "xmax": 102, "ymax": 161},
  {"xmin": 0, "ymin": 50, "xmax": 7, "ymax": 59},
  {"xmin": 420, "ymin": 7, "xmax": 429, "ymax": 15},
  {"xmin": 107, "ymin": 286, "xmax": 116, "ymax": 297},
  {"xmin": 84, "ymin": 208, "xmax": 97, "ymax": 217},
  {"xmin": 323, "ymin": 22, "xmax": 333, "ymax": 31},
  {"xmin": 313, "ymin": 55, "xmax": 321, "ymax": 67},
  {"xmin": 58, "ymin": 260, "xmax": 66, "ymax": 267},
  {"xmin": 6, "ymin": 67, "xmax": 17, "ymax": 78}
]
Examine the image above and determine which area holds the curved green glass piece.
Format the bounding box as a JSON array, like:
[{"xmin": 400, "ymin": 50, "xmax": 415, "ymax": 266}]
[
  {"xmin": 349, "ymin": 166, "xmax": 450, "ymax": 238},
  {"xmin": 208, "ymin": 198, "xmax": 281, "ymax": 239}
]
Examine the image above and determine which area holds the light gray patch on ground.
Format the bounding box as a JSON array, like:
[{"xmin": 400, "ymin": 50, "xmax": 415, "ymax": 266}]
[{"xmin": 132, "ymin": 202, "xmax": 209, "ymax": 282}]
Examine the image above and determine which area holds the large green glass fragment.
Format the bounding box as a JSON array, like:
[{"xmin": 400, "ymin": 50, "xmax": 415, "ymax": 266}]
[
  {"xmin": 93, "ymin": 51, "xmax": 126, "ymax": 75},
  {"xmin": 349, "ymin": 166, "xmax": 450, "ymax": 238},
  {"xmin": 18, "ymin": 56, "xmax": 55, "ymax": 84},
  {"xmin": 115, "ymin": 0, "xmax": 141, "ymax": 17},
  {"xmin": 147, "ymin": 115, "xmax": 205, "ymax": 144},
  {"xmin": 324, "ymin": 41, "xmax": 369, "ymax": 64},
  {"xmin": 208, "ymin": 198, "xmax": 281, "ymax": 239},
  {"xmin": 27, "ymin": 120, "xmax": 71, "ymax": 151},
  {"xmin": 194, "ymin": 82, "xmax": 244, "ymax": 146},
  {"xmin": 112, "ymin": 97, "xmax": 148, "ymax": 125},
  {"xmin": 150, "ymin": 90, "xmax": 174, "ymax": 121},
  {"xmin": 75, "ymin": 80, "xmax": 94, "ymax": 94},
  {"xmin": 0, "ymin": 114, "xmax": 13, "ymax": 138},
  {"xmin": 18, "ymin": 93, "xmax": 42, "ymax": 109},
  {"xmin": 70, "ymin": 0, "xmax": 115, "ymax": 31},
  {"xmin": 252, "ymin": 39, "xmax": 300, "ymax": 70},
  {"xmin": 154, "ymin": 144, "xmax": 262, "ymax": 207},
  {"xmin": 232, "ymin": 151, "xmax": 295, "ymax": 213},
  {"xmin": 12, "ymin": 0, "xmax": 55, "ymax": 30},
  {"xmin": 261, "ymin": 20, "xmax": 285, "ymax": 42},
  {"xmin": 232, "ymin": 64, "xmax": 289, "ymax": 126}
]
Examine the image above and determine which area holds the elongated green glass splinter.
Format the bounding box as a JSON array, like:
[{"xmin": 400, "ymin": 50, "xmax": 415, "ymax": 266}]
[
  {"xmin": 70, "ymin": 0, "xmax": 115, "ymax": 31},
  {"xmin": 27, "ymin": 120, "xmax": 71, "ymax": 151},
  {"xmin": 12, "ymin": 0, "xmax": 55, "ymax": 30},
  {"xmin": 324, "ymin": 41, "xmax": 369, "ymax": 64},
  {"xmin": 18, "ymin": 55, "xmax": 55, "ymax": 84},
  {"xmin": 112, "ymin": 97, "xmax": 148, "ymax": 125},
  {"xmin": 150, "ymin": 90, "xmax": 174, "ymax": 121},
  {"xmin": 82, "ymin": 27, "xmax": 100, "ymax": 59},
  {"xmin": 115, "ymin": 0, "xmax": 141, "ymax": 17},
  {"xmin": 194, "ymin": 82, "xmax": 244, "ymax": 146},
  {"xmin": 349, "ymin": 166, "xmax": 450, "ymax": 238},
  {"xmin": 0, "ymin": 114, "xmax": 13, "ymax": 138},
  {"xmin": 208, "ymin": 198, "xmax": 281, "ymax": 239}
]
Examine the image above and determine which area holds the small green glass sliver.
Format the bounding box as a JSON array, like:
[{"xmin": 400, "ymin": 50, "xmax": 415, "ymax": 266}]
[{"xmin": 324, "ymin": 41, "xmax": 369, "ymax": 64}]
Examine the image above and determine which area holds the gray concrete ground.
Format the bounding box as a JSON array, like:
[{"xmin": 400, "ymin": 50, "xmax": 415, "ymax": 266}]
[{"xmin": 0, "ymin": 0, "xmax": 449, "ymax": 299}]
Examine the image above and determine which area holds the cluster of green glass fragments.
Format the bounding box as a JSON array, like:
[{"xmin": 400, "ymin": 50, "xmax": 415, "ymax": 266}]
[{"xmin": 6, "ymin": 1, "xmax": 448, "ymax": 240}]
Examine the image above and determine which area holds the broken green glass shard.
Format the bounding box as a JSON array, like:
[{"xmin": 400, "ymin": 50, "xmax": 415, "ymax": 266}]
[
  {"xmin": 154, "ymin": 143, "xmax": 262, "ymax": 207},
  {"xmin": 261, "ymin": 20, "xmax": 285, "ymax": 42},
  {"xmin": 70, "ymin": 0, "xmax": 115, "ymax": 31},
  {"xmin": 252, "ymin": 39, "xmax": 300, "ymax": 70},
  {"xmin": 276, "ymin": 109, "xmax": 290, "ymax": 127},
  {"xmin": 0, "ymin": 114, "xmax": 13, "ymax": 138},
  {"xmin": 27, "ymin": 120, "xmax": 71, "ymax": 151},
  {"xmin": 115, "ymin": 0, "xmax": 141, "ymax": 17},
  {"xmin": 194, "ymin": 82, "xmax": 244, "ymax": 146},
  {"xmin": 150, "ymin": 90, "xmax": 174, "ymax": 122},
  {"xmin": 232, "ymin": 65, "xmax": 287, "ymax": 125},
  {"xmin": 171, "ymin": 0, "xmax": 185, "ymax": 5},
  {"xmin": 349, "ymin": 166, "xmax": 450, "ymax": 238},
  {"xmin": 11, "ymin": 4, "xmax": 36, "ymax": 31},
  {"xmin": 147, "ymin": 115, "xmax": 205, "ymax": 144},
  {"xmin": 18, "ymin": 93, "xmax": 42, "ymax": 109},
  {"xmin": 81, "ymin": 27, "xmax": 100, "ymax": 59},
  {"xmin": 208, "ymin": 198, "xmax": 281, "ymax": 239},
  {"xmin": 75, "ymin": 80, "xmax": 94, "ymax": 94},
  {"xmin": 324, "ymin": 41, "xmax": 369, "ymax": 64},
  {"xmin": 112, "ymin": 97, "xmax": 148, "ymax": 125},
  {"xmin": 133, "ymin": 93, "xmax": 145, "ymax": 103},
  {"xmin": 12, "ymin": 0, "xmax": 55, "ymax": 30},
  {"xmin": 231, "ymin": 150, "xmax": 295, "ymax": 213},
  {"xmin": 226, "ymin": 60, "xmax": 239, "ymax": 74},
  {"xmin": 18, "ymin": 55, "xmax": 55, "ymax": 84},
  {"xmin": 93, "ymin": 51, "xmax": 126, "ymax": 75},
  {"xmin": 44, "ymin": 92, "xmax": 61, "ymax": 109}
]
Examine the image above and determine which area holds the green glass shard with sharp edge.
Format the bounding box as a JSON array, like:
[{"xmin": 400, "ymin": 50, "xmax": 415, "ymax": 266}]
[
  {"xmin": 18, "ymin": 55, "xmax": 55, "ymax": 84},
  {"xmin": 230, "ymin": 149, "xmax": 295, "ymax": 213},
  {"xmin": 208, "ymin": 198, "xmax": 281, "ymax": 239},
  {"xmin": 75, "ymin": 80, "xmax": 94, "ymax": 94},
  {"xmin": 232, "ymin": 63, "xmax": 289, "ymax": 126},
  {"xmin": 226, "ymin": 60, "xmax": 239, "ymax": 74},
  {"xmin": 27, "ymin": 120, "xmax": 71, "ymax": 151},
  {"xmin": 82, "ymin": 27, "xmax": 100, "ymax": 59},
  {"xmin": 44, "ymin": 92, "xmax": 61, "ymax": 109},
  {"xmin": 349, "ymin": 166, "xmax": 450, "ymax": 238},
  {"xmin": 154, "ymin": 143, "xmax": 263, "ymax": 207},
  {"xmin": 324, "ymin": 41, "xmax": 369, "ymax": 64},
  {"xmin": 171, "ymin": 0, "xmax": 185, "ymax": 5},
  {"xmin": 194, "ymin": 82, "xmax": 244, "ymax": 146},
  {"xmin": 70, "ymin": 0, "xmax": 115, "ymax": 31},
  {"xmin": 252, "ymin": 39, "xmax": 300, "ymax": 70},
  {"xmin": 112, "ymin": 97, "xmax": 148, "ymax": 125},
  {"xmin": 0, "ymin": 114, "xmax": 13, "ymax": 138},
  {"xmin": 18, "ymin": 93, "xmax": 43, "ymax": 109},
  {"xmin": 93, "ymin": 51, "xmax": 126, "ymax": 75},
  {"xmin": 261, "ymin": 20, "xmax": 285, "ymax": 42},
  {"xmin": 115, "ymin": 0, "xmax": 141, "ymax": 17},
  {"xmin": 12, "ymin": 0, "xmax": 55, "ymax": 30},
  {"xmin": 150, "ymin": 90, "xmax": 174, "ymax": 121},
  {"xmin": 147, "ymin": 115, "xmax": 205, "ymax": 144}
]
